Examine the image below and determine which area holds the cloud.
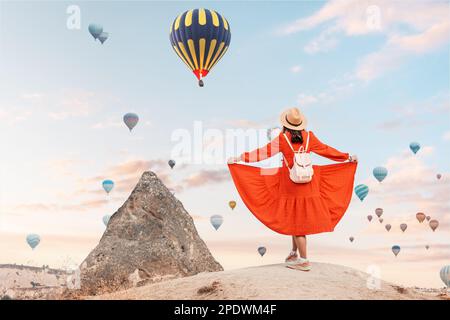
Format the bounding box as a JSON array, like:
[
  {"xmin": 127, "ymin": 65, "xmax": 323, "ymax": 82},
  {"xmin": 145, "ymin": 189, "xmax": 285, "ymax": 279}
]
[
  {"xmin": 290, "ymin": 65, "xmax": 303, "ymax": 73},
  {"xmin": 443, "ymin": 131, "xmax": 450, "ymax": 141},
  {"xmin": 92, "ymin": 118, "xmax": 123, "ymax": 129},
  {"xmin": 10, "ymin": 89, "xmax": 118, "ymax": 121},
  {"xmin": 375, "ymin": 92, "xmax": 450, "ymax": 131},
  {"xmin": 280, "ymin": 0, "xmax": 450, "ymax": 81},
  {"xmin": 181, "ymin": 169, "xmax": 230, "ymax": 188},
  {"xmin": 362, "ymin": 147, "xmax": 450, "ymax": 230}
]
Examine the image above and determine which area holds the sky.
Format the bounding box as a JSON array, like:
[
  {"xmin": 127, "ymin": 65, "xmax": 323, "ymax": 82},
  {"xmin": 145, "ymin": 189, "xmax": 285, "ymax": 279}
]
[{"xmin": 0, "ymin": 0, "xmax": 449, "ymax": 289}]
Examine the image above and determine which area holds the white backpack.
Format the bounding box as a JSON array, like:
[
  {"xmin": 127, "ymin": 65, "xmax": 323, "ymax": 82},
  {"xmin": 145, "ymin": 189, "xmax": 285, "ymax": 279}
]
[{"xmin": 283, "ymin": 132, "xmax": 314, "ymax": 183}]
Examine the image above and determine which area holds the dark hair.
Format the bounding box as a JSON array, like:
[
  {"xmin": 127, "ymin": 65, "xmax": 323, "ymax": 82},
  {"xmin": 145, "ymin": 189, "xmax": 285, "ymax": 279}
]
[{"xmin": 283, "ymin": 127, "xmax": 304, "ymax": 144}]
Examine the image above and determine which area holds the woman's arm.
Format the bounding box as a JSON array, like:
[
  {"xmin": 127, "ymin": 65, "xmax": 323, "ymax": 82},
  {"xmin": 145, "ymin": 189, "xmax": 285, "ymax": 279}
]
[
  {"xmin": 309, "ymin": 131, "xmax": 349, "ymax": 162},
  {"xmin": 241, "ymin": 135, "xmax": 281, "ymax": 163}
]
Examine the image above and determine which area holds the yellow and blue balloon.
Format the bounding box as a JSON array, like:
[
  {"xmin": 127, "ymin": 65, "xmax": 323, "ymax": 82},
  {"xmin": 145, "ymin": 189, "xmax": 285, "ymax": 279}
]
[{"xmin": 170, "ymin": 9, "xmax": 231, "ymax": 87}]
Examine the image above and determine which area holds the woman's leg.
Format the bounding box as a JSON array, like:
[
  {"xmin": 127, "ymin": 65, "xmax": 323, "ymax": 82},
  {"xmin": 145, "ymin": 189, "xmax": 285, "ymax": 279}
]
[
  {"xmin": 293, "ymin": 235, "xmax": 307, "ymax": 259},
  {"xmin": 285, "ymin": 236, "xmax": 298, "ymax": 262},
  {"xmin": 291, "ymin": 236, "xmax": 297, "ymax": 252}
]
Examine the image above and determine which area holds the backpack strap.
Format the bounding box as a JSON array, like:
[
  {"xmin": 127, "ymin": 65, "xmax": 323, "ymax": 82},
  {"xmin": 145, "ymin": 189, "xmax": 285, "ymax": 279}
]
[
  {"xmin": 304, "ymin": 131, "xmax": 310, "ymax": 152},
  {"xmin": 283, "ymin": 133, "xmax": 295, "ymax": 152}
]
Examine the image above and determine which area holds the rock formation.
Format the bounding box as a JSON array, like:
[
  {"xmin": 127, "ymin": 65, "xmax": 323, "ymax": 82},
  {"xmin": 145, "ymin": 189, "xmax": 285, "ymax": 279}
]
[{"xmin": 79, "ymin": 171, "xmax": 222, "ymax": 295}]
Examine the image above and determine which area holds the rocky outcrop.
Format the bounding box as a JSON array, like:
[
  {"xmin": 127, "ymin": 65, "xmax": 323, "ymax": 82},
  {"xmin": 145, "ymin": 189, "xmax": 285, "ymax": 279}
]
[{"xmin": 79, "ymin": 171, "xmax": 222, "ymax": 295}]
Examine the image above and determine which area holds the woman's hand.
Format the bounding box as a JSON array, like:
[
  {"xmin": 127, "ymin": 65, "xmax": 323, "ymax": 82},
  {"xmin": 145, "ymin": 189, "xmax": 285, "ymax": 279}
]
[
  {"xmin": 227, "ymin": 155, "xmax": 242, "ymax": 164},
  {"xmin": 349, "ymin": 155, "xmax": 358, "ymax": 162}
]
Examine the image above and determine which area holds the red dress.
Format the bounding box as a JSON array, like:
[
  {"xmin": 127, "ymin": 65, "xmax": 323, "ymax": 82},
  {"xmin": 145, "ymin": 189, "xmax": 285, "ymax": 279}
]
[{"xmin": 228, "ymin": 131, "xmax": 357, "ymax": 236}]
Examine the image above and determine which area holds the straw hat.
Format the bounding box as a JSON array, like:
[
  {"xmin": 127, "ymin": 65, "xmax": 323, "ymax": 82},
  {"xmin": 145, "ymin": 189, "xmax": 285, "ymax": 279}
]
[{"xmin": 279, "ymin": 108, "xmax": 307, "ymax": 130}]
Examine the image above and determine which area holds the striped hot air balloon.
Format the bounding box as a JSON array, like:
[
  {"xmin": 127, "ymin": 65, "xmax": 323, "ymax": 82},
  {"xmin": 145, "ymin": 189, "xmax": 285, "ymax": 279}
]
[
  {"xmin": 102, "ymin": 180, "xmax": 114, "ymax": 194},
  {"xmin": 26, "ymin": 234, "xmax": 41, "ymax": 250},
  {"xmin": 103, "ymin": 214, "xmax": 111, "ymax": 227},
  {"xmin": 409, "ymin": 142, "xmax": 420, "ymax": 154},
  {"xmin": 123, "ymin": 113, "xmax": 139, "ymax": 131},
  {"xmin": 170, "ymin": 9, "xmax": 231, "ymax": 87},
  {"xmin": 440, "ymin": 265, "xmax": 450, "ymax": 288},
  {"xmin": 210, "ymin": 214, "xmax": 223, "ymax": 230},
  {"xmin": 373, "ymin": 166, "xmax": 388, "ymax": 182},
  {"xmin": 354, "ymin": 184, "xmax": 369, "ymax": 201}
]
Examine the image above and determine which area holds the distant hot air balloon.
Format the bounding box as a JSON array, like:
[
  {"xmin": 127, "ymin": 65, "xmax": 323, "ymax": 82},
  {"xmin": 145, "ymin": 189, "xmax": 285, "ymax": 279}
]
[
  {"xmin": 210, "ymin": 215, "xmax": 223, "ymax": 230},
  {"xmin": 26, "ymin": 234, "xmax": 41, "ymax": 250},
  {"xmin": 375, "ymin": 208, "xmax": 383, "ymax": 218},
  {"xmin": 379, "ymin": 218, "xmax": 384, "ymax": 223},
  {"xmin": 429, "ymin": 219, "xmax": 439, "ymax": 232},
  {"xmin": 426, "ymin": 215, "xmax": 431, "ymax": 221},
  {"xmin": 436, "ymin": 173, "xmax": 442, "ymax": 180},
  {"xmin": 400, "ymin": 223, "xmax": 407, "ymax": 232},
  {"xmin": 98, "ymin": 32, "xmax": 109, "ymax": 44},
  {"xmin": 349, "ymin": 236, "xmax": 354, "ymax": 243},
  {"xmin": 257, "ymin": 246, "xmax": 266, "ymax": 257},
  {"xmin": 354, "ymin": 184, "xmax": 369, "ymax": 201},
  {"xmin": 228, "ymin": 201, "xmax": 236, "ymax": 210},
  {"xmin": 170, "ymin": 9, "xmax": 231, "ymax": 87},
  {"xmin": 168, "ymin": 160, "xmax": 176, "ymax": 169},
  {"xmin": 392, "ymin": 245, "xmax": 401, "ymax": 257},
  {"xmin": 88, "ymin": 23, "xmax": 103, "ymax": 40},
  {"xmin": 416, "ymin": 212, "xmax": 426, "ymax": 223},
  {"xmin": 425, "ymin": 245, "xmax": 430, "ymax": 250},
  {"xmin": 367, "ymin": 215, "xmax": 373, "ymax": 222},
  {"xmin": 409, "ymin": 142, "xmax": 420, "ymax": 154},
  {"xmin": 123, "ymin": 113, "xmax": 139, "ymax": 131},
  {"xmin": 373, "ymin": 167, "xmax": 388, "ymax": 183},
  {"xmin": 385, "ymin": 224, "xmax": 391, "ymax": 232},
  {"xmin": 102, "ymin": 180, "xmax": 114, "ymax": 194},
  {"xmin": 440, "ymin": 265, "xmax": 450, "ymax": 288},
  {"xmin": 102, "ymin": 215, "xmax": 111, "ymax": 226}
]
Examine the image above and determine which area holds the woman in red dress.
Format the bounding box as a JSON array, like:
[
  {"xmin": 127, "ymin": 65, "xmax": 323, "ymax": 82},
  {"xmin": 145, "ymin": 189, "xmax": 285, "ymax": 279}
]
[{"xmin": 228, "ymin": 108, "xmax": 358, "ymax": 271}]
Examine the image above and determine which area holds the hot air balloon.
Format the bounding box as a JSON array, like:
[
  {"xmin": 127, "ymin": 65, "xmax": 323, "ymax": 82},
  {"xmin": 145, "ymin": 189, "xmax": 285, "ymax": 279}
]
[
  {"xmin": 349, "ymin": 236, "xmax": 354, "ymax": 243},
  {"xmin": 210, "ymin": 215, "xmax": 223, "ymax": 230},
  {"xmin": 102, "ymin": 215, "xmax": 111, "ymax": 226},
  {"xmin": 385, "ymin": 224, "xmax": 391, "ymax": 232},
  {"xmin": 373, "ymin": 167, "xmax": 388, "ymax": 183},
  {"xmin": 375, "ymin": 208, "xmax": 383, "ymax": 218},
  {"xmin": 257, "ymin": 246, "xmax": 266, "ymax": 257},
  {"xmin": 426, "ymin": 215, "xmax": 431, "ymax": 221},
  {"xmin": 400, "ymin": 223, "xmax": 407, "ymax": 232},
  {"xmin": 392, "ymin": 245, "xmax": 400, "ymax": 257},
  {"xmin": 98, "ymin": 32, "xmax": 109, "ymax": 44},
  {"xmin": 379, "ymin": 218, "xmax": 384, "ymax": 223},
  {"xmin": 168, "ymin": 160, "xmax": 176, "ymax": 169},
  {"xmin": 26, "ymin": 234, "xmax": 41, "ymax": 250},
  {"xmin": 429, "ymin": 219, "xmax": 439, "ymax": 232},
  {"xmin": 228, "ymin": 201, "xmax": 236, "ymax": 210},
  {"xmin": 409, "ymin": 142, "xmax": 420, "ymax": 154},
  {"xmin": 436, "ymin": 173, "xmax": 442, "ymax": 180},
  {"xmin": 425, "ymin": 245, "xmax": 430, "ymax": 250},
  {"xmin": 354, "ymin": 184, "xmax": 369, "ymax": 201},
  {"xmin": 102, "ymin": 180, "xmax": 114, "ymax": 194},
  {"xmin": 88, "ymin": 23, "xmax": 103, "ymax": 40},
  {"xmin": 170, "ymin": 9, "xmax": 231, "ymax": 87},
  {"xmin": 123, "ymin": 113, "xmax": 139, "ymax": 132},
  {"xmin": 367, "ymin": 215, "xmax": 373, "ymax": 222},
  {"xmin": 416, "ymin": 212, "xmax": 426, "ymax": 223},
  {"xmin": 440, "ymin": 266, "xmax": 450, "ymax": 288}
]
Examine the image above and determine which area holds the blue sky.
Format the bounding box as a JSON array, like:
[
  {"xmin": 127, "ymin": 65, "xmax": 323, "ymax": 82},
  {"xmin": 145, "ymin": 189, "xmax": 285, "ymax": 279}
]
[{"xmin": 0, "ymin": 1, "xmax": 449, "ymax": 288}]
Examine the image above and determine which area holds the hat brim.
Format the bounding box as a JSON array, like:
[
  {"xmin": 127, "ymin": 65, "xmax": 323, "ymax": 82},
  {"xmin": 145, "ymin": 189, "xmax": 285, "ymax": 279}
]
[{"xmin": 279, "ymin": 110, "xmax": 307, "ymax": 130}]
